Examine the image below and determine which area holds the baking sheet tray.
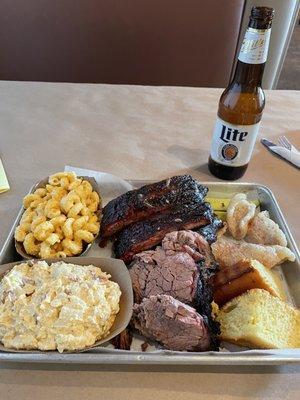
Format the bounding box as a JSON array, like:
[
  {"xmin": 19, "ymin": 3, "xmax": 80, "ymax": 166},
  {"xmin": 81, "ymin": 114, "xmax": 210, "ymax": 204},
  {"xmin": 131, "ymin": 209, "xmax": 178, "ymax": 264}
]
[{"xmin": 0, "ymin": 176, "xmax": 300, "ymax": 365}]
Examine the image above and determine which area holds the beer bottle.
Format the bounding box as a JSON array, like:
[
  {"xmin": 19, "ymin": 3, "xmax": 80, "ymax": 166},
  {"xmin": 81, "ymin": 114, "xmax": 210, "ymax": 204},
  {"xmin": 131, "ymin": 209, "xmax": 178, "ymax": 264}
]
[{"xmin": 208, "ymin": 6, "xmax": 274, "ymax": 180}]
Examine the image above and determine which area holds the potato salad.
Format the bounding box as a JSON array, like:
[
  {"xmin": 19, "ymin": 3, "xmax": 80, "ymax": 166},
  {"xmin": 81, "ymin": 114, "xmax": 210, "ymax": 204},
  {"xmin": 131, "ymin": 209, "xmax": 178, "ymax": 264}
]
[{"xmin": 0, "ymin": 261, "xmax": 121, "ymax": 353}]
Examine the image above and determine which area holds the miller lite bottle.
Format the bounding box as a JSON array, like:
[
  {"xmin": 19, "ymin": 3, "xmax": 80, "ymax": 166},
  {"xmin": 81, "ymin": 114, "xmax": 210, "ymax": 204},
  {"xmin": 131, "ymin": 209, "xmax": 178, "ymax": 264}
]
[{"xmin": 208, "ymin": 6, "xmax": 274, "ymax": 180}]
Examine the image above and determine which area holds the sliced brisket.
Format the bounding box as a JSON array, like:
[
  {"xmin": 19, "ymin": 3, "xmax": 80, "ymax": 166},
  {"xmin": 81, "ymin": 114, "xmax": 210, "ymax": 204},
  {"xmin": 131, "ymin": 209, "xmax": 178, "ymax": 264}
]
[
  {"xmin": 129, "ymin": 230, "xmax": 215, "ymax": 304},
  {"xmin": 114, "ymin": 203, "xmax": 214, "ymax": 263},
  {"xmin": 100, "ymin": 175, "xmax": 208, "ymax": 238},
  {"xmin": 129, "ymin": 249, "xmax": 199, "ymax": 304},
  {"xmin": 132, "ymin": 295, "xmax": 211, "ymax": 352},
  {"xmin": 129, "ymin": 230, "xmax": 220, "ymax": 351},
  {"xmin": 161, "ymin": 230, "xmax": 215, "ymax": 268}
]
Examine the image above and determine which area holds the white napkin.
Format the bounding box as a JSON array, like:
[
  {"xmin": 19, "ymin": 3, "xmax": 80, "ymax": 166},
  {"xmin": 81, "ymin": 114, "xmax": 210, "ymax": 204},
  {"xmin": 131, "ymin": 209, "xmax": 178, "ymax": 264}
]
[
  {"xmin": 269, "ymin": 146, "xmax": 300, "ymax": 168},
  {"xmin": 0, "ymin": 158, "xmax": 10, "ymax": 193}
]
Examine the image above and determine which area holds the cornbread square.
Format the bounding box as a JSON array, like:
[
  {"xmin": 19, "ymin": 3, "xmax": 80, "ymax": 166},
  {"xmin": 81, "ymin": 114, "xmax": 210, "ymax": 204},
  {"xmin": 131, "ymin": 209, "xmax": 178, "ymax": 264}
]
[{"xmin": 217, "ymin": 289, "xmax": 300, "ymax": 349}]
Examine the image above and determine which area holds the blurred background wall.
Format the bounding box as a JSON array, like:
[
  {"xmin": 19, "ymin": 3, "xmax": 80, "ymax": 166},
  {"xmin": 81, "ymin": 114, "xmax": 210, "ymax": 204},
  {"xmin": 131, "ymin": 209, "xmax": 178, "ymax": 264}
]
[
  {"xmin": 277, "ymin": 9, "xmax": 300, "ymax": 89},
  {"xmin": 240, "ymin": 0, "xmax": 300, "ymax": 89},
  {"xmin": 0, "ymin": 0, "xmax": 298, "ymax": 88},
  {"xmin": 0, "ymin": 0, "xmax": 244, "ymax": 87}
]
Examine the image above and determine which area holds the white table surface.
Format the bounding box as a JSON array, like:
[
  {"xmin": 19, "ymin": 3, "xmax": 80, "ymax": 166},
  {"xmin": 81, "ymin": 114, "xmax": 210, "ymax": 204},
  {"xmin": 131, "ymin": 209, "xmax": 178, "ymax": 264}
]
[{"xmin": 0, "ymin": 81, "xmax": 299, "ymax": 400}]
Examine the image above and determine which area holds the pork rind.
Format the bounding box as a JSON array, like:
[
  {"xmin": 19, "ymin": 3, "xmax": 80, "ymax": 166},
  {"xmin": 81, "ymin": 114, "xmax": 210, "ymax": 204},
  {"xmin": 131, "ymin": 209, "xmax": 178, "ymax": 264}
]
[
  {"xmin": 211, "ymin": 235, "xmax": 295, "ymax": 269},
  {"xmin": 245, "ymin": 210, "xmax": 287, "ymax": 246},
  {"xmin": 226, "ymin": 193, "xmax": 256, "ymax": 239}
]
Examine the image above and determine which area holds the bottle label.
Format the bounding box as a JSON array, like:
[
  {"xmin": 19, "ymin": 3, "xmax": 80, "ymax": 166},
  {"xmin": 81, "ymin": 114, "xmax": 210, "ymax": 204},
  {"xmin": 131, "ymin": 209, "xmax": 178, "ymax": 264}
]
[
  {"xmin": 238, "ymin": 27, "xmax": 271, "ymax": 64},
  {"xmin": 210, "ymin": 117, "xmax": 260, "ymax": 167}
]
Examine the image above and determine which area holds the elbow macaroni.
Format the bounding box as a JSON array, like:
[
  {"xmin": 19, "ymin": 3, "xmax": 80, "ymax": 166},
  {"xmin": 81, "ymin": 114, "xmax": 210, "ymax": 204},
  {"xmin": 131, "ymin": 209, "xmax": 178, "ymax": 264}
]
[{"xmin": 15, "ymin": 172, "xmax": 101, "ymax": 258}]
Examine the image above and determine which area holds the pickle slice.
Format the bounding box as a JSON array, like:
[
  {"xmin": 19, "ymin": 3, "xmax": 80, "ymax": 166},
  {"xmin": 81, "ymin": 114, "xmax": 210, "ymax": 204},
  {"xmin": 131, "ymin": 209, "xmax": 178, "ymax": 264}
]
[{"xmin": 206, "ymin": 197, "xmax": 259, "ymax": 212}]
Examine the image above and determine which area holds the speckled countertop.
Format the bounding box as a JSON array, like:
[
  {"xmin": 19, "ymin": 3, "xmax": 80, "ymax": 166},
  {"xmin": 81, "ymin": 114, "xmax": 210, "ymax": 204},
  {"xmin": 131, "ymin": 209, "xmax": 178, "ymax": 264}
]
[{"xmin": 0, "ymin": 81, "xmax": 299, "ymax": 400}]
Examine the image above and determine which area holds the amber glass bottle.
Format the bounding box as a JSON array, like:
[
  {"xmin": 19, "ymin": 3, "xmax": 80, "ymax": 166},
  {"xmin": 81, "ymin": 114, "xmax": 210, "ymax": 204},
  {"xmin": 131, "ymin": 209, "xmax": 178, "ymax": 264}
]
[{"xmin": 208, "ymin": 6, "xmax": 274, "ymax": 180}]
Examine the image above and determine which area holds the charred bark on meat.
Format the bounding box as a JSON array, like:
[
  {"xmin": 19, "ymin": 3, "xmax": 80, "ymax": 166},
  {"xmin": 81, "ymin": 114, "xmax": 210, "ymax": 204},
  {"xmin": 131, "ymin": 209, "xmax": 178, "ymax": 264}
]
[
  {"xmin": 194, "ymin": 262, "xmax": 220, "ymax": 351},
  {"xmin": 196, "ymin": 217, "xmax": 223, "ymax": 244},
  {"xmin": 111, "ymin": 328, "xmax": 133, "ymax": 350},
  {"xmin": 114, "ymin": 203, "xmax": 214, "ymax": 263},
  {"xmin": 100, "ymin": 175, "xmax": 208, "ymax": 239}
]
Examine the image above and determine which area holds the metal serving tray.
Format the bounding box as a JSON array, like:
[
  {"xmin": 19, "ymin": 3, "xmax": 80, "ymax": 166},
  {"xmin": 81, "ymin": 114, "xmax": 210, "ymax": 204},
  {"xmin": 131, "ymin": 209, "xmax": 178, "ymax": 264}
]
[{"xmin": 0, "ymin": 180, "xmax": 299, "ymax": 365}]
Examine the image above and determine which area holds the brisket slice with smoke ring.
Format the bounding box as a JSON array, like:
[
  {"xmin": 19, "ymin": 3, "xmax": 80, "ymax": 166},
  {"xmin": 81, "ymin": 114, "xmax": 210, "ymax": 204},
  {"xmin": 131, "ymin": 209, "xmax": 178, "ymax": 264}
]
[
  {"xmin": 132, "ymin": 295, "xmax": 212, "ymax": 352},
  {"xmin": 161, "ymin": 230, "xmax": 215, "ymax": 268},
  {"xmin": 129, "ymin": 230, "xmax": 216, "ymax": 304},
  {"xmin": 129, "ymin": 230, "xmax": 220, "ymax": 350},
  {"xmin": 100, "ymin": 175, "xmax": 208, "ymax": 239},
  {"xmin": 114, "ymin": 203, "xmax": 214, "ymax": 263},
  {"xmin": 129, "ymin": 249, "xmax": 199, "ymax": 304}
]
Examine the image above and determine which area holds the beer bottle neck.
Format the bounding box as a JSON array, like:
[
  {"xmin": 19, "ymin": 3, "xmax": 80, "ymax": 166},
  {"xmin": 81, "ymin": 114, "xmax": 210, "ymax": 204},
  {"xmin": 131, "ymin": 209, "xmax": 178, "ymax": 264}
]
[
  {"xmin": 232, "ymin": 60, "xmax": 265, "ymax": 88},
  {"xmin": 231, "ymin": 20, "xmax": 272, "ymax": 89}
]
